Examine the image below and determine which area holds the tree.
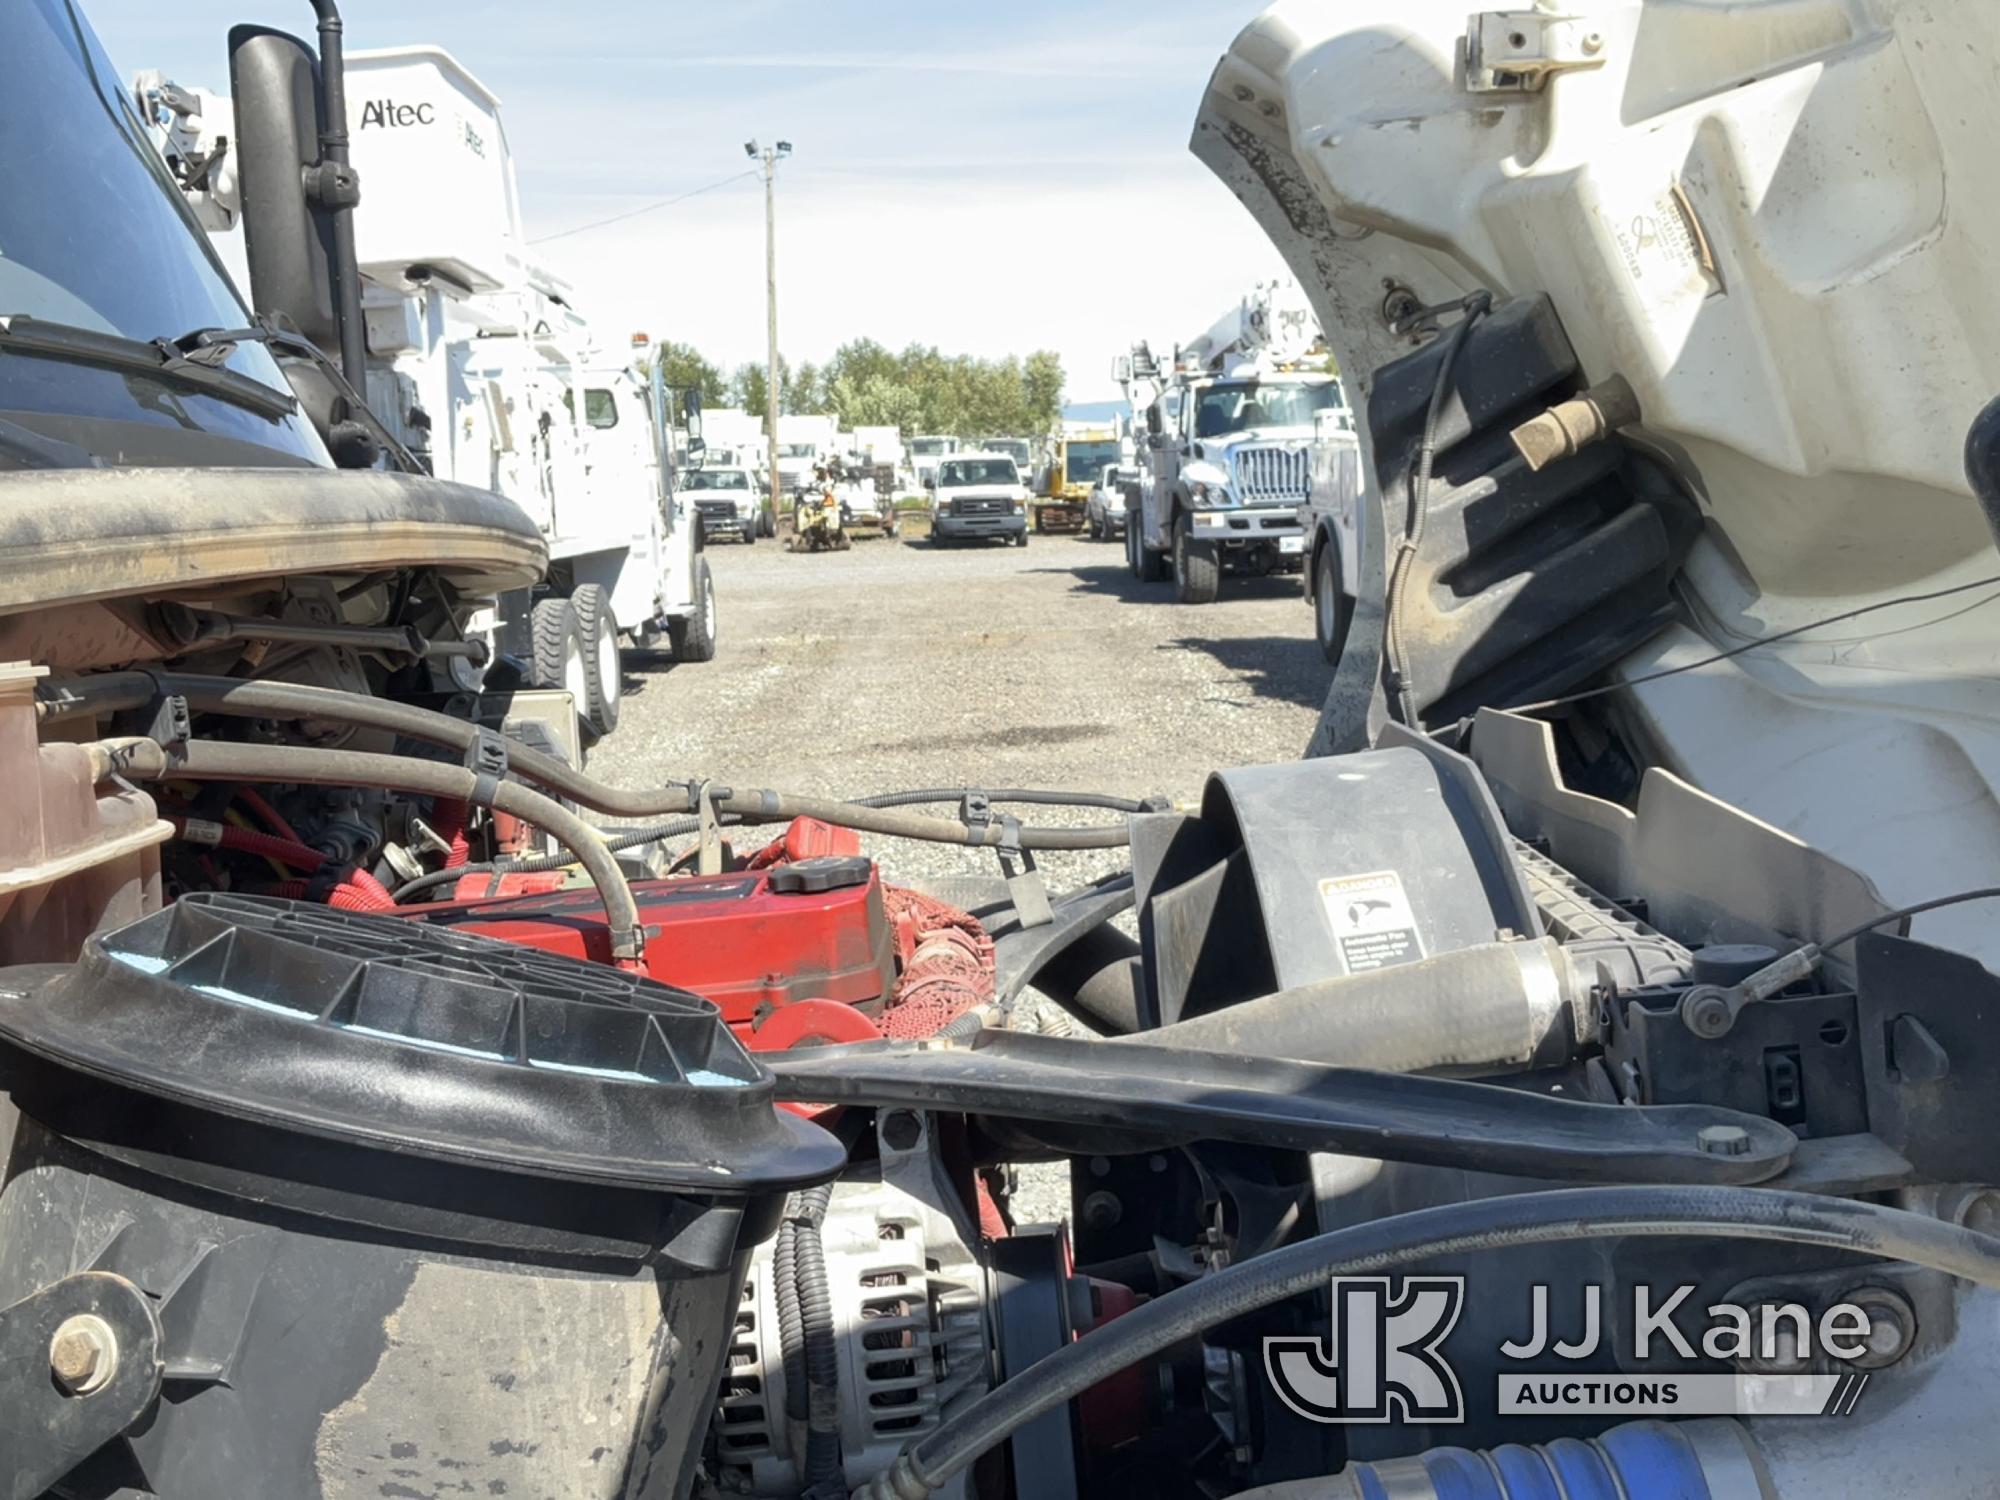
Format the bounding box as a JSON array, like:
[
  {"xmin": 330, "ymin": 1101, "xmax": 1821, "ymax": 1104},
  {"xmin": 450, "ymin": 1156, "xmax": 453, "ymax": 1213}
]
[
  {"xmin": 1021, "ymin": 350, "xmax": 1065, "ymax": 434},
  {"xmin": 649, "ymin": 341, "xmax": 726, "ymax": 405}
]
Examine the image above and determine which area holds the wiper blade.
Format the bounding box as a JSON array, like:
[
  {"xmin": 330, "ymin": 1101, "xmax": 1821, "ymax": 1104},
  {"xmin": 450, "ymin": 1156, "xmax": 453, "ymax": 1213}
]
[
  {"xmin": 175, "ymin": 322, "xmax": 426, "ymax": 476},
  {"xmin": 0, "ymin": 315, "xmax": 298, "ymax": 422}
]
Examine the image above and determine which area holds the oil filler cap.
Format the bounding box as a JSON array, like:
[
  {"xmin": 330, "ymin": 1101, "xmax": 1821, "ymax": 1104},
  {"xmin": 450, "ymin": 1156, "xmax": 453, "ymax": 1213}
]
[{"xmin": 768, "ymin": 856, "xmax": 873, "ymax": 895}]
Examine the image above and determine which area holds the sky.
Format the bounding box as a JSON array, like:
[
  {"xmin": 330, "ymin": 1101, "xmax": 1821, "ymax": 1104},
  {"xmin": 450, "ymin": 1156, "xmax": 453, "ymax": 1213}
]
[{"xmin": 88, "ymin": 0, "xmax": 1290, "ymax": 406}]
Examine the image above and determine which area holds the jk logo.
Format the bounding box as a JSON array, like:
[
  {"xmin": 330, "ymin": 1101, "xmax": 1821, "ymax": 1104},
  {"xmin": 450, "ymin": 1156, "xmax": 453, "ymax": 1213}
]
[{"xmin": 1264, "ymin": 1276, "xmax": 1466, "ymax": 1424}]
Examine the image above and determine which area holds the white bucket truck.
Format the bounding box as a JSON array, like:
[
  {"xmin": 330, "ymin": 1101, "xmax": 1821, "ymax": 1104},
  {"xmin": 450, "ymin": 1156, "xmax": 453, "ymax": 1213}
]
[
  {"xmin": 136, "ymin": 44, "xmax": 717, "ymax": 750},
  {"xmin": 1117, "ymin": 280, "xmax": 1345, "ymax": 603}
]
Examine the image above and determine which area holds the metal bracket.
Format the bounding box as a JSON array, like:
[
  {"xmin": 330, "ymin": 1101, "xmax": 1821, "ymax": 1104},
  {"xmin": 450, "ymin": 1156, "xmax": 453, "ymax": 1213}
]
[
  {"xmin": 1465, "ymin": 11, "xmax": 1608, "ymax": 93},
  {"xmin": 696, "ymin": 781, "xmax": 724, "ymax": 876},
  {"xmin": 0, "ymin": 1271, "xmax": 163, "ymax": 1500},
  {"xmin": 961, "ymin": 792, "xmax": 1053, "ymax": 929},
  {"xmin": 767, "ymin": 1030, "xmax": 1797, "ymax": 1185},
  {"xmin": 144, "ymin": 693, "xmax": 192, "ymax": 763}
]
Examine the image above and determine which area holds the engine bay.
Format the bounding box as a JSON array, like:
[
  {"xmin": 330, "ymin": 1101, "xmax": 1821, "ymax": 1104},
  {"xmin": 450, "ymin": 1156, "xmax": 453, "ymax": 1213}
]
[{"xmin": 4, "ymin": 456, "xmax": 1999, "ymax": 1500}]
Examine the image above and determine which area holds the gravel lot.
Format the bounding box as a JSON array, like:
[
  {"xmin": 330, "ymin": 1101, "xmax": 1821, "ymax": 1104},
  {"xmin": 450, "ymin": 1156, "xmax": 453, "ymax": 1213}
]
[{"xmin": 588, "ymin": 525, "xmax": 1329, "ymax": 1216}]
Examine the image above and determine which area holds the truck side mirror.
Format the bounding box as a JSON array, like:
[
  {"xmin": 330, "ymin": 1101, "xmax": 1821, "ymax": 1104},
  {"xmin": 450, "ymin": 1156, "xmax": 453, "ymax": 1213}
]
[
  {"xmin": 1145, "ymin": 405, "xmax": 1163, "ymax": 438},
  {"xmin": 680, "ymin": 387, "xmax": 706, "ymax": 465},
  {"xmin": 228, "ymin": 28, "xmax": 338, "ymax": 350}
]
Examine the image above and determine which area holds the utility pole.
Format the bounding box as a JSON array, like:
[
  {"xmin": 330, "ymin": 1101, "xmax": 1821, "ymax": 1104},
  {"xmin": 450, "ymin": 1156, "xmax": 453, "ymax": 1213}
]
[{"xmin": 745, "ymin": 139, "xmax": 792, "ymax": 532}]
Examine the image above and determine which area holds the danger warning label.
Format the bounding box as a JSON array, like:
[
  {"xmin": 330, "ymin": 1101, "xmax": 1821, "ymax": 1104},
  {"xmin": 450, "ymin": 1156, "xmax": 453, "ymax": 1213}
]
[{"xmin": 1319, "ymin": 870, "xmax": 1425, "ymax": 973}]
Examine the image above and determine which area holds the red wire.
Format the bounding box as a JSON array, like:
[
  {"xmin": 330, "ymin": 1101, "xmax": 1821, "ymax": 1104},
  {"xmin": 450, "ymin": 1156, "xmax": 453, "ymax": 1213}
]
[{"xmin": 234, "ymin": 787, "xmax": 302, "ymax": 845}]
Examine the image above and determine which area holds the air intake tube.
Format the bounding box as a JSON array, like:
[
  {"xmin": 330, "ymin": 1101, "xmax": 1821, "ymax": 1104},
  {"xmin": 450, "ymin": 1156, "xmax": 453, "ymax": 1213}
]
[{"xmin": 1228, "ymin": 1420, "xmax": 1764, "ymax": 1500}]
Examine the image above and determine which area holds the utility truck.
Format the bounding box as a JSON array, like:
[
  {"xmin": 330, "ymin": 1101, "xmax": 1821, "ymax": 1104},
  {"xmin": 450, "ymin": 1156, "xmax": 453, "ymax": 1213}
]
[
  {"xmin": 1032, "ymin": 420, "xmax": 1125, "ymax": 534},
  {"xmin": 137, "ymin": 43, "xmax": 718, "ymax": 746},
  {"xmin": 1118, "ymin": 280, "xmax": 1344, "ymax": 602}
]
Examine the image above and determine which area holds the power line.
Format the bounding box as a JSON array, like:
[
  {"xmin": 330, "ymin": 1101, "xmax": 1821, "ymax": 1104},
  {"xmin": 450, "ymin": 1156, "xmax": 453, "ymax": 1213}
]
[{"xmin": 529, "ymin": 168, "xmax": 760, "ymax": 245}]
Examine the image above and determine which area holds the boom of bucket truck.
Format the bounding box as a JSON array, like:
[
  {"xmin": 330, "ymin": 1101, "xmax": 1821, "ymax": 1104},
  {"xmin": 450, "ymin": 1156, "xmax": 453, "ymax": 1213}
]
[
  {"xmin": 1116, "ymin": 278, "xmax": 1346, "ymax": 603},
  {"xmin": 136, "ymin": 44, "xmax": 719, "ymax": 750}
]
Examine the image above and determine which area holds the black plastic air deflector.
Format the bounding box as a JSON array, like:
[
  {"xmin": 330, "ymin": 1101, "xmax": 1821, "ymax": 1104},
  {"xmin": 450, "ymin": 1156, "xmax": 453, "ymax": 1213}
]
[
  {"xmin": 1365, "ymin": 294, "xmax": 1700, "ymax": 729},
  {"xmin": 0, "ymin": 894, "xmax": 840, "ymax": 1193}
]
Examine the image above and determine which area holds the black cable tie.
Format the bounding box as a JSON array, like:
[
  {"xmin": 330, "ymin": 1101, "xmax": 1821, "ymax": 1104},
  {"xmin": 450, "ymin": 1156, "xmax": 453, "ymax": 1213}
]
[
  {"xmin": 464, "ymin": 726, "xmax": 509, "ymax": 779},
  {"xmin": 960, "ymin": 790, "xmax": 993, "ymax": 844},
  {"xmin": 302, "ymin": 862, "xmax": 344, "ymax": 903}
]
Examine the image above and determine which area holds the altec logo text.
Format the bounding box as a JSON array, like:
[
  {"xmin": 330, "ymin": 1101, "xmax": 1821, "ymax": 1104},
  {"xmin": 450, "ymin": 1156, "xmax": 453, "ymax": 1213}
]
[
  {"xmin": 359, "ymin": 99, "xmax": 435, "ymax": 129},
  {"xmin": 1265, "ymin": 1277, "xmax": 1880, "ymax": 1423}
]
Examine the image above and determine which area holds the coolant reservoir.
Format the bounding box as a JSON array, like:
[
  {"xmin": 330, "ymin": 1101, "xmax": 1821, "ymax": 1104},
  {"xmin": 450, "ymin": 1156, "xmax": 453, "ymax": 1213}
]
[{"xmin": 0, "ymin": 661, "xmax": 169, "ymax": 966}]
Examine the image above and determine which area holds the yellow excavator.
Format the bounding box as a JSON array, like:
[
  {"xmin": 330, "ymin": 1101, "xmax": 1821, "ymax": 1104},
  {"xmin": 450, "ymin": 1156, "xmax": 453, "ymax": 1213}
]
[{"xmin": 1031, "ymin": 421, "xmax": 1124, "ymax": 533}]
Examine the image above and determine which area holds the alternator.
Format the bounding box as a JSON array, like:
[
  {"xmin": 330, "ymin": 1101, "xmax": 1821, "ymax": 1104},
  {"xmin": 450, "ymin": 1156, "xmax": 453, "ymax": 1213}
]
[{"xmin": 711, "ymin": 1111, "xmax": 991, "ymax": 1498}]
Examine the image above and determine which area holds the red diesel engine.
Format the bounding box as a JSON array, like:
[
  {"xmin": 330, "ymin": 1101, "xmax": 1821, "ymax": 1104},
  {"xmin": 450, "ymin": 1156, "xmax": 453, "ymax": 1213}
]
[{"xmin": 406, "ymin": 819, "xmax": 996, "ymax": 1050}]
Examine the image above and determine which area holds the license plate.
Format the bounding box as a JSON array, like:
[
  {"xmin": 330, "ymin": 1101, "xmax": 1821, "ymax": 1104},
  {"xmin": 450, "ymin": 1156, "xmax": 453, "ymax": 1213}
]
[{"xmin": 1279, "ymin": 535, "xmax": 1304, "ymax": 555}]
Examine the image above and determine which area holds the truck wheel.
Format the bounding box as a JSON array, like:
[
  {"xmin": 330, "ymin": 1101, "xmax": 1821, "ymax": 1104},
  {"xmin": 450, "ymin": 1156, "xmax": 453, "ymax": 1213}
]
[
  {"xmin": 1313, "ymin": 539, "xmax": 1352, "ymax": 665},
  {"xmin": 568, "ymin": 584, "xmax": 621, "ymax": 741},
  {"xmin": 530, "ymin": 596, "xmax": 585, "ymax": 698},
  {"xmin": 1173, "ymin": 517, "xmax": 1220, "ymax": 604},
  {"xmin": 741, "ymin": 521, "xmax": 756, "ymax": 547},
  {"xmin": 669, "ymin": 559, "xmax": 718, "ymax": 662}
]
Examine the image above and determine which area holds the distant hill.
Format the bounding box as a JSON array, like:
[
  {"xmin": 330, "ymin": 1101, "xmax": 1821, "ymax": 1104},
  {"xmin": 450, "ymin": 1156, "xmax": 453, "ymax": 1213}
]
[{"xmin": 1063, "ymin": 400, "xmax": 1129, "ymax": 424}]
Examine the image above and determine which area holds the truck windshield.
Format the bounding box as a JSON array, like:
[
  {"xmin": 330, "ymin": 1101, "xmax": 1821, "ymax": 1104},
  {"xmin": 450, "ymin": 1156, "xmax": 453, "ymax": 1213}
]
[
  {"xmin": 1063, "ymin": 440, "xmax": 1120, "ymax": 479},
  {"xmin": 911, "ymin": 438, "xmax": 952, "ymax": 457},
  {"xmin": 940, "ymin": 459, "xmax": 1017, "ymax": 487},
  {"xmin": 0, "ymin": 0, "xmax": 323, "ymax": 462},
  {"xmin": 779, "ymin": 444, "xmax": 816, "ymax": 459},
  {"xmin": 687, "ymin": 470, "xmax": 750, "ymax": 491},
  {"xmin": 1193, "ymin": 381, "xmax": 1341, "ymax": 439}
]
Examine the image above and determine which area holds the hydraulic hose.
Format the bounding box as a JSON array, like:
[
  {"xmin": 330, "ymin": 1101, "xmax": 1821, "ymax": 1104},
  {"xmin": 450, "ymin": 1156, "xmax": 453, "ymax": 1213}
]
[
  {"xmin": 94, "ymin": 736, "xmax": 646, "ymax": 963},
  {"xmin": 852, "ymin": 1186, "xmax": 2000, "ymax": 1500},
  {"xmin": 43, "ymin": 673, "xmax": 1134, "ymax": 850}
]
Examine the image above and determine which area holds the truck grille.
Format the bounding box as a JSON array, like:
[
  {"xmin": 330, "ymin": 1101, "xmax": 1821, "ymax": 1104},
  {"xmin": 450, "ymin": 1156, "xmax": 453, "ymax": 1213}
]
[
  {"xmin": 696, "ymin": 499, "xmax": 743, "ymax": 525},
  {"xmin": 951, "ymin": 496, "xmax": 1008, "ymax": 516},
  {"xmin": 1231, "ymin": 444, "xmax": 1310, "ymax": 504}
]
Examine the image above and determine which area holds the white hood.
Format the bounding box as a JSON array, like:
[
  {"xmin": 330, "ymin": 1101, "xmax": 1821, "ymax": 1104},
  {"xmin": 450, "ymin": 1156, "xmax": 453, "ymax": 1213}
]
[{"xmin": 1196, "ymin": 0, "xmax": 2000, "ymax": 967}]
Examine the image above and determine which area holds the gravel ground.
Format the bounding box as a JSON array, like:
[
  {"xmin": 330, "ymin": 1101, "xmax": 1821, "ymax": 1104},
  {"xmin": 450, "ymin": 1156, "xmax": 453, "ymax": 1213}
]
[{"xmin": 587, "ymin": 525, "xmax": 1329, "ymax": 1217}]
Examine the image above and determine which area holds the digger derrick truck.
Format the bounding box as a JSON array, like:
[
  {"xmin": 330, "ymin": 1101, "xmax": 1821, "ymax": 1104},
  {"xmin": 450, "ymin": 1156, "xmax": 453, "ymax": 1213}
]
[
  {"xmin": 18, "ymin": 4, "xmax": 2000, "ymax": 1500},
  {"xmin": 1119, "ymin": 280, "xmax": 1344, "ymax": 602},
  {"xmin": 1030, "ymin": 421, "xmax": 1124, "ymax": 535}
]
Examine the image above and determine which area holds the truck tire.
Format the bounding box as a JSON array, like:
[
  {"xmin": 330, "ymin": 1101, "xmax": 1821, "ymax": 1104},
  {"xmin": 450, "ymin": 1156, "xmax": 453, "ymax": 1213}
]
[
  {"xmin": 1313, "ymin": 537, "xmax": 1352, "ymax": 665},
  {"xmin": 529, "ymin": 596, "xmax": 585, "ymax": 698},
  {"xmin": 568, "ymin": 583, "xmax": 621, "ymax": 741},
  {"xmin": 1173, "ymin": 516, "xmax": 1220, "ymax": 604},
  {"xmin": 1127, "ymin": 517, "xmax": 1167, "ymax": 582},
  {"xmin": 669, "ymin": 559, "xmax": 718, "ymax": 662}
]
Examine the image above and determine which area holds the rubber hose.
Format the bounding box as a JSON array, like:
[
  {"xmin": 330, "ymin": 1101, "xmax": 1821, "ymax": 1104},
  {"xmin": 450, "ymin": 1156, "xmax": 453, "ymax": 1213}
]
[
  {"xmin": 392, "ymin": 814, "xmax": 721, "ymax": 903},
  {"xmin": 852, "ymin": 1186, "xmax": 2000, "ymax": 1500},
  {"xmin": 48, "ymin": 673, "xmax": 1132, "ymax": 849},
  {"xmin": 853, "ymin": 787, "xmax": 1155, "ymax": 815},
  {"xmin": 1029, "ymin": 924, "xmax": 1144, "ymax": 1036},
  {"xmin": 100, "ymin": 737, "xmax": 646, "ymax": 962}
]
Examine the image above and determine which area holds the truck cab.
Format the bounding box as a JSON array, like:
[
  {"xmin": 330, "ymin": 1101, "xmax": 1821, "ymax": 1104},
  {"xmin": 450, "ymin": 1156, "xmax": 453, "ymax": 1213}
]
[
  {"xmin": 1127, "ymin": 363, "xmax": 1341, "ymax": 602},
  {"xmin": 929, "ymin": 453, "xmax": 1029, "ymax": 547}
]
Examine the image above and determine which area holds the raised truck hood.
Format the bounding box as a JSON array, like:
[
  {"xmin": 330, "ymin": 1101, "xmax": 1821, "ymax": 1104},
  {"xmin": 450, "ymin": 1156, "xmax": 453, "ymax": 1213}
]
[{"xmin": 1196, "ymin": 0, "xmax": 2000, "ymax": 968}]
